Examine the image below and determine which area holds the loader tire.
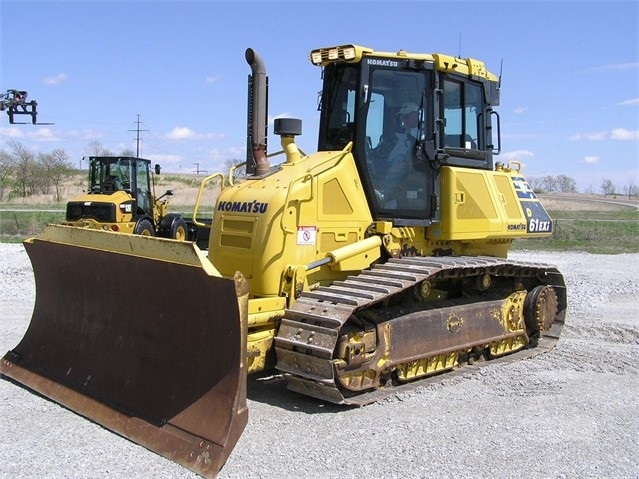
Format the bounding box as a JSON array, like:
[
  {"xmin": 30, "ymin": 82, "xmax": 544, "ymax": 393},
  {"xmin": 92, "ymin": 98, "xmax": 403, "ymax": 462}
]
[
  {"xmin": 171, "ymin": 217, "xmax": 188, "ymax": 241},
  {"xmin": 134, "ymin": 219, "xmax": 155, "ymax": 236}
]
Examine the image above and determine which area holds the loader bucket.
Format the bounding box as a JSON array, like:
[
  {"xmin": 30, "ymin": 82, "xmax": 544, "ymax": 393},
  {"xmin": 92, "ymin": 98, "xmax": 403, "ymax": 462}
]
[{"xmin": 0, "ymin": 225, "xmax": 248, "ymax": 479}]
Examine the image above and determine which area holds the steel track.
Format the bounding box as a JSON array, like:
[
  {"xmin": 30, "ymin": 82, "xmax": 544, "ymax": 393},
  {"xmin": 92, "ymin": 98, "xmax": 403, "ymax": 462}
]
[{"xmin": 275, "ymin": 256, "xmax": 567, "ymax": 405}]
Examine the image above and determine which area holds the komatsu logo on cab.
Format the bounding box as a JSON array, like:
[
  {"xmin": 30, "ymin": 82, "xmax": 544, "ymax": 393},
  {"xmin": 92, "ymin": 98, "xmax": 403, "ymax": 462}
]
[
  {"xmin": 217, "ymin": 200, "xmax": 269, "ymax": 214},
  {"xmin": 367, "ymin": 59, "xmax": 399, "ymax": 67}
]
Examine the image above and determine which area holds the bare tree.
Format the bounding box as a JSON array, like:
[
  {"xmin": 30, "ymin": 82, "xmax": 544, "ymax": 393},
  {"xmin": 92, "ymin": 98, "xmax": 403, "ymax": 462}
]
[
  {"xmin": 84, "ymin": 140, "xmax": 113, "ymax": 158},
  {"xmin": 526, "ymin": 176, "xmax": 543, "ymax": 192},
  {"xmin": 0, "ymin": 148, "xmax": 14, "ymax": 201},
  {"xmin": 120, "ymin": 148, "xmax": 136, "ymax": 157},
  {"xmin": 556, "ymin": 174, "xmax": 577, "ymax": 193},
  {"xmin": 528, "ymin": 174, "xmax": 577, "ymax": 193},
  {"xmin": 600, "ymin": 178, "xmax": 616, "ymax": 197},
  {"xmin": 622, "ymin": 177, "xmax": 637, "ymax": 199},
  {"xmin": 223, "ymin": 158, "xmax": 246, "ymax": 184},
  {"xmin": 6, "ymin": 140, "xmax": 37, "ymax": 198},
  {"xmin": 39, "ymin": 149, "xmax": 74, "ymax": 201},
  {"xmin": 32, "ymin": 160, "xmax": 50, "ymax": 195},
  {"xmin": 541, "ymin": 175, "xmax": 558, "ymax": 193}
]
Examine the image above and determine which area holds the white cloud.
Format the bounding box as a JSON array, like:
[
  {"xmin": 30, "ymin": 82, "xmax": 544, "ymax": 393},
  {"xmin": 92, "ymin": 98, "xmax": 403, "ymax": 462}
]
[
  {"xmin": 164, "ymin": 126, "xmax": 226, "ymax": 141},
  {"xmin": 54, "ymin": 128, "xmax": 105, "ymax": 142},
  {"xmin": 78, "ymin": 129, "xmax": 105, "ymax": 140},
  {"xmin": 41, "ymin": 73, "xmax": 67, "ymax": 86},
  {"xmin": 205, "ymin": 75, "xmax": 220, "ymax": 84},
  {"xmin": 0, "ymin": 126, "xmax": 24, "ymax": 138},
  {"xmin": 0, "ymin": 127, "xmax": 67, "ymax": 142},
  {"xmin": 166, "ymin": 126, "xmax": 195, "ymax": 140},
  {"xmin": 610, "ymin": 128, "xmax": 639, "ymax": 141},
  {"xmin": 513, "ymin": 107, "xmax": 528, "ymax": 114},
  {"xmin": 618, "ymin": 97, "xmax": 639, "ymax": 106},
  {"xmin": 569, "ymin": 131, "xmax": 607, "ymax": 141},
  {"xmin": 147, "ymin": 153, "xmax": 183, "ymax": 165},
  {"xmin": 582, "ymin": 156, "xmax": 600, "ymax": 164},
  {"xmin": 579, "ymin": 62, "xmax": 639, "ymax": 74},
  {"xmin": 500, "ymin": 149, "xmax": 534, "ymax": 161},
  {"xmin": 570, "ymin": 128, "xmax": 639, "ymax": 141},
  {"xmin": 31, "ymin": 128, "xmax": 57, "ymax": 140},
  {"xmin": 208, "ymin": 146, "xmax": 245, "ymax": 163},
  {"xmin": 585, "ymin": 132, "xmax": 607, "ymax": 141}
]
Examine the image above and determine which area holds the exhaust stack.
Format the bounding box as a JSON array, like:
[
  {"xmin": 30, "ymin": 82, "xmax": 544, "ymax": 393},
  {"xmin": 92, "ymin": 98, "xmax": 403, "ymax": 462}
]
[{"xmin": 245, "ymin": 48, "xmax": 269, "ymax": 176}]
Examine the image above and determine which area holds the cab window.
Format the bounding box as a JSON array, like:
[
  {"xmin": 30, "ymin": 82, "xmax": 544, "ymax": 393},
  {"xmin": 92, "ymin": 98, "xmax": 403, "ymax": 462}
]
[
  {"xmin": 363, "ymin": 68, "xmax": 430, "ymax": 213},
  {"xmin": 135, "ymin": 160, "xmax": 151, "ymax": 213},
  {"xmin": 442, "ymin": 79, "xmax": 483, "ymax": 150}
]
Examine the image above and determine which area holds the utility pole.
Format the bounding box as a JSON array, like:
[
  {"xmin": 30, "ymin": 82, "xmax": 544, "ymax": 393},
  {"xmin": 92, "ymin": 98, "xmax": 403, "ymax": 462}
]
[
  {"xmin": 128, "ymin": 114, "xmax": 149, "ymax": 157},
  {"xmin": 193, "ymin": 162, "xmax": 207, "ymax": 175}
]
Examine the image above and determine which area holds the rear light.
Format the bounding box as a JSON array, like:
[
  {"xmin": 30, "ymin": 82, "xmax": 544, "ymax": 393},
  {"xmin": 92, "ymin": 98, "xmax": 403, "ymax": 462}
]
[{"xmin": 111, "ymin": 225, "xmax": 119, "ymax": 231}]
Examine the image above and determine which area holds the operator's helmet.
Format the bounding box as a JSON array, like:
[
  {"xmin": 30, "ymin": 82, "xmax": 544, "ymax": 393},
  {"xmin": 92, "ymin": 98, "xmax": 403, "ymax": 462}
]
[
  {"xmin": 398, "ymin": 102, "xmax": 419, "ymax": 127},
  {"xmin": 398, "ymin": 102, "xmax": 418, "ymax": 117}
]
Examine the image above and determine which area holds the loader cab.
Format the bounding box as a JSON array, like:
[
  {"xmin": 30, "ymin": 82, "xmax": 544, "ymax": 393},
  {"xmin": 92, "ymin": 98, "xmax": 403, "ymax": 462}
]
[
  {"xmin": 87, "ymin": 156, "xmax": 153, "ymax": 214},
  {"xmin": 314, "ymin": 47, "xmax": 500, "ymax": 226}
]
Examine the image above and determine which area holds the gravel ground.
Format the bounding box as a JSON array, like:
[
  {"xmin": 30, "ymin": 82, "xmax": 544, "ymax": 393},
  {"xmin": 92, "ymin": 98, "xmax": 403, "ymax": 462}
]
[{"xmin": 1, "ymin": 243, "xmax": 638, "ymax": 479}]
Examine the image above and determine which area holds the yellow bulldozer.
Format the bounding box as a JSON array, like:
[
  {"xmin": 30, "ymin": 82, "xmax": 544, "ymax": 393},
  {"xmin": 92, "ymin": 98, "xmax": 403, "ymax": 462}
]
[
  {"xmin": 62, "ymin": 155, "xmax": 189, "ymax": 240},
  {"xmin": 1, "ymin": 45, "xmax": 566, "ymax": 479}
]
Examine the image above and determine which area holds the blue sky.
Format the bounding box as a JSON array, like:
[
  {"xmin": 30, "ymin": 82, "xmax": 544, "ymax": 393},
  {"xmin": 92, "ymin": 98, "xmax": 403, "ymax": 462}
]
[{"xmin": 1, "ymin": 0, "xmax": 637, "ymax": 192}]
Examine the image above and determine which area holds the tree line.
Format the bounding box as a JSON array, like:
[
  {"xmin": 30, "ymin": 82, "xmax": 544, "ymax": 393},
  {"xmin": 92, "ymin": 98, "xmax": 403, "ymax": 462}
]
[
  {"xmin": 527, "ymin": 174, "xmax": 638, "ymax": 199},
  {"xmin": 0, "ymin": 140, "xmax": 74, "ymax": 202},
  {"xmin": 1, "ymin": 140, "xmax": 637, "ymax": 202},
  {"xmin": 0, "ymin": 140, "xmax": 134, "ymax": 202}
]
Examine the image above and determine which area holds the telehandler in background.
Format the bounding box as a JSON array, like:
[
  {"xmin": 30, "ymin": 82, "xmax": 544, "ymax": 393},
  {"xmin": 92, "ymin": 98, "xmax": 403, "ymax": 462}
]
[
  {"xmin": 1, "ymin": 88, "xmax": 53, "ymax": 125},
  {"xmin": 1, "ymin": 45, "xmax": 566, "ymax": 479}
]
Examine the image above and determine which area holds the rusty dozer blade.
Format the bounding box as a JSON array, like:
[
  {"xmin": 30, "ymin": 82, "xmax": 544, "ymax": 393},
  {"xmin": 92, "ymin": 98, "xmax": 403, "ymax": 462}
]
[{"xmin": 0, "ymin": 225, "xmax": 249, "ymax": 479}]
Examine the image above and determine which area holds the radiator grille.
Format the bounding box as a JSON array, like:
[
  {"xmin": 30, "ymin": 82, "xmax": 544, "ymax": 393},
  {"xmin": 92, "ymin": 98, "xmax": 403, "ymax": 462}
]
[{"xmin": 66, "ymin": 202, "xmax": 116, "ymax": 222}]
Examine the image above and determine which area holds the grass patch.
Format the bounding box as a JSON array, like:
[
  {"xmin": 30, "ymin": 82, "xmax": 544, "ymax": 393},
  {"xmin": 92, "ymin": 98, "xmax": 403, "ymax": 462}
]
[
  {"xmin": 161, "ymin": 175, "xmax": 205, "ymax": 188},
  {"xmin": 2, "ymin": 189, "xmax": 637, "ymax": 255},
  {"xmin": 546, "ymin": 209, "xmax": 638, "ymax": 221},
  {"xmin": 513, "ymin": 209, "xmax": 638, "ymax": 254},
  {"xmin": 0, "ymin": 203, "xmax": 66, "ymax": 210},
  {"xmin": 0, "ymin": 210, "xmax": 65, "ymax": 242}
]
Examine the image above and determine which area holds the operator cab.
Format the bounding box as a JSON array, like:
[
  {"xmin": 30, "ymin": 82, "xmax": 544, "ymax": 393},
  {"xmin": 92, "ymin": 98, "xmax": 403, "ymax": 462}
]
[
  {"xmin": 87, "ymin": 156, "xmax": 153, "ymax": 214},
  {"xmin": 315, "ymin": 47, "xmax": 500, "ymax": 226}
]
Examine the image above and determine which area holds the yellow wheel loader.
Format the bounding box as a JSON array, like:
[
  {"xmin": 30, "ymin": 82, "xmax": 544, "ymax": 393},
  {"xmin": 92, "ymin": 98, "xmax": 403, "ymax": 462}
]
[
  {"xmin": 1, "ymin": 45, "xmax": 566, "ymax": 478},
  {"xmin": 62, "ymin": 156, "xmax": 189, "ymax": 240}
]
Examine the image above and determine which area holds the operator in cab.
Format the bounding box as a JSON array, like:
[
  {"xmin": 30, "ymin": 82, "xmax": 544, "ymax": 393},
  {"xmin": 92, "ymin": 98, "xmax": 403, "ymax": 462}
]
[{"xmin": 380, "ymin": 102, "xmax": 426, "ymax": 210}]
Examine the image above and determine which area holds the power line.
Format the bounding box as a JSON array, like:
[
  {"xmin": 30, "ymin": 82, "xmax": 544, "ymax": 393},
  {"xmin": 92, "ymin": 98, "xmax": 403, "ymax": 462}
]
[{"xmin": 128, "ymin": 114, "xmax": 149, "ymax": 157}]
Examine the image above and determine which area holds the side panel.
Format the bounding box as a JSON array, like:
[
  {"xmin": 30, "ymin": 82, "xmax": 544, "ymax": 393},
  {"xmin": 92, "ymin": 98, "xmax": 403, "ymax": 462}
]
[
  {"xmin": 434, "ymin": 166, "xmax": 553, "ymax": 241},
  {"xmin": 209, "ymin": 151, "xmax": 375, "ymax": 298}
]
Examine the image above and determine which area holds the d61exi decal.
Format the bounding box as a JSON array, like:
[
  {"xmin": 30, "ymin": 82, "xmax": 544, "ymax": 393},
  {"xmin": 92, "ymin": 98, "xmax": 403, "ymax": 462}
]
[{"xmin": 520, "ymin": 200, "xmax": 553, "ymax": 234}]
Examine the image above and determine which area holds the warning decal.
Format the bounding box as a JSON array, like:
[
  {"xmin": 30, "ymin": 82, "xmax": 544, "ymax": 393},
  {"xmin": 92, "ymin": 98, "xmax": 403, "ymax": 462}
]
[{"xmin": 297, "ymin": 226, "xmax": 317, "ymax": 245}]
